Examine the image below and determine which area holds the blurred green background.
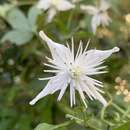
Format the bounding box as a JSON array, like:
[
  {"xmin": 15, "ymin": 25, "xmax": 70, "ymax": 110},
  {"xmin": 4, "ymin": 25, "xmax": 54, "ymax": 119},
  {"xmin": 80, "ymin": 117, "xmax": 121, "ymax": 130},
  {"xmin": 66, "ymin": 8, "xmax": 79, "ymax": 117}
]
[{"xmin": 0, "ymin": 0, "xmax": 130, "ymax": 130}]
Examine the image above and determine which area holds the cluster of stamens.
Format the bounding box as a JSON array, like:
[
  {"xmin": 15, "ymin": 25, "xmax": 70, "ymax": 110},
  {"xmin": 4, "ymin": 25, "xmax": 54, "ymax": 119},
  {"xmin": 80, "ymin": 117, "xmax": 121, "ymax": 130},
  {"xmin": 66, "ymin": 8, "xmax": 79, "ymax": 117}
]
[{"xmin": 69, "ymin": 66, "xmax": 82, "ymax": 79}]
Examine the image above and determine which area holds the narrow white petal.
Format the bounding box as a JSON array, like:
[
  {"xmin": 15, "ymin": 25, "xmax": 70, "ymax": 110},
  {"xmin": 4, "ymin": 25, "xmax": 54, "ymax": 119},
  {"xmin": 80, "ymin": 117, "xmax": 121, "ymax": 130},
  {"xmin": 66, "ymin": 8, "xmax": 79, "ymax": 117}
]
[
  {"xmin": 57, "ymin": 78, "xmax": 70, "ymax": 101},
  {"xmin": 84, "ymin": 76, "xmax": 107, "ymax": 106},
  {"xmin": 46, "ymin": 8, "xmax": 57, "ymax": 23},
  {"xmin": 44, "ymin": 63, "xmax": 60, "ymax": 70},
  {"xmin": 70, "ymin": 80, "xmax": 76, "ymax": 107},
  {"xmin": 100, "ymin": 12, "xmax": 111, "ymax": 26},
  {"xmin": 38, "ymin": 77, "xmax": 54, "ymax": 80},
  {"xmin": 91, "ymin": 15, "xmax": 101, "ymax": 33},
  {"xmin": 83, "ymin": 39, "xmax": 91, "ymax": 53},
  {"xmin": 79, "ymin": 80, "xmax": 94, "ymax": 100},
  {"xmin": 44, "ymin": 69, "xmax": 60, "ymax": 73},
  {"xmin": 77, "ymin": 82, "xmax": 87, "ymax": 108}
]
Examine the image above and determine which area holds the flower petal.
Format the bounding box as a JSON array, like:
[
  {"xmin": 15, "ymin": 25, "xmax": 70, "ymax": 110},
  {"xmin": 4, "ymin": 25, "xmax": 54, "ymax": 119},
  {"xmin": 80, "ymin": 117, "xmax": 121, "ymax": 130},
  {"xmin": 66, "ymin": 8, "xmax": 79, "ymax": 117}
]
[
  {"xmin": 83, "ymin": 76, "xmax": 107, "ymax": 106},
  {"xmin": 100, "ymin": 0, "xmax": 110, "ymax": 11},
  {"xmin": 85, "ymin": 47, "xmax": 120, "ymax": 67},
  {"xmin": 37, "ymin": 0, "xmax": 51, "ymax": 10},
  {"xmin": 91, "ymin": 14, "xmax": 101, "ymax": 33},
  {"xmin": 29, "ymin": 73, "xmax": 68, "ymax": 105},
  {"xmin": 56, "ymin": 0, "xmax": 75, "ymax": 11},
  {"xmin": 46, "ymin": 8, "xmax": 57, "ymax": 23},
  {"xmin": 70, "ymin": 80, "xmax": 76, "ymax": 107},
  {"xmin": 39, "ymin": 31, "xmax": 73, "ymax": 68},
  {"xmin": 80, "ymin": 5, "xmax": 98, "ymax": 15},
  {"xmin": 100, "ymin": 12, "xmax": 112, "ymax": 26}
]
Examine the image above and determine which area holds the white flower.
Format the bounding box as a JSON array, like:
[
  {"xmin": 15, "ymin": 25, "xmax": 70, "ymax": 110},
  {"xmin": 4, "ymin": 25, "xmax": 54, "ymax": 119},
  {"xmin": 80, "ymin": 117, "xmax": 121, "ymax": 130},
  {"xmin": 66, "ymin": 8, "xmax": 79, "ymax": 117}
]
[
  {"xmin": 29, "ymin": 31, "xmax": 119, "ymax": 107},
  {"xmin": 37, "ymin": 0, "xmax": 75, "ymax": 22},
  {"xmin": 72, "ymin": 0, "xmax": 81, "ymax": 3},
  {"xmin": 80, "ymin": 0, "xmax": 111, "ymax": 33}
]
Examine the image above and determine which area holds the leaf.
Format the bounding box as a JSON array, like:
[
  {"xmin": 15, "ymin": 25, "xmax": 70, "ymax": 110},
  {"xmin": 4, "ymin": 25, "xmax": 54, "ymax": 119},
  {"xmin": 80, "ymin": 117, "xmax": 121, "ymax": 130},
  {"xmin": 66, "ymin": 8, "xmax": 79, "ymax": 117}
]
[
  {"xmin": 2, "ymin": 30, "xmax": 33, "ymax": 45},
  {"xmin": 34, "ymin": 123, "xmax": 55, "ymax": 130},
  {"xmin": 28, "ymin": 6, "xmax": 41, "ymax": 32},
  {"xmin": 0, "ymin": 4, "xmax": 13, "ymax": 18},
  {"xmin": 34, "ymin": 121, "xmax": 71, "ymax": 130},
  {"xmin": 113, "ymin": 121, "xmax": 130, "ymax": 130},
  {"xmin": 6, "ymin": 8, "xmax": 30, "ymax": 31}
]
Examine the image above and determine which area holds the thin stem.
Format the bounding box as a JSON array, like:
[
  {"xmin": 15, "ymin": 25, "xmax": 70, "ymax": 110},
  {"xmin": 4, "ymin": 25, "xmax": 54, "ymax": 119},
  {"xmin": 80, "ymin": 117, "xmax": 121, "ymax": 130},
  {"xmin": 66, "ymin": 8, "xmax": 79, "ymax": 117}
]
[
  {"xmin": 66, "ymin": 114, "xmax": 102, "ymax": 130},
  {"xmin": 67, "ymin": 10, "xmax": 74, "ymax": 29},
  {"xmin": 54, "ymin": 120, "xmax": 74, "ymax": 129},
  {"xmin": 101, "ymin": 103, "xmax": 115, "ymax": 126},
  {"xmin": 111, "ymin": 103, "xmax": 130, "ymax": 119},
  {"xmin": 64, "ymin": 25, "xmax": 80, "ymax": 40},
  {"xmin": 122, "ymin": 105, "xmax": 130, "ymax": 118}
]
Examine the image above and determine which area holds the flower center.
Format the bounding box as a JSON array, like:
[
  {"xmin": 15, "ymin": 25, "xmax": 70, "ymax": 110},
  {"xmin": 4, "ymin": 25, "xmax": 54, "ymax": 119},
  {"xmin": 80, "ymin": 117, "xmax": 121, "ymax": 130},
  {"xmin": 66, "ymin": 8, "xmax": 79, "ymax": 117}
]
[{"xmin": 70, "ymin": 66, "xmax": 82, "ymax": 79}]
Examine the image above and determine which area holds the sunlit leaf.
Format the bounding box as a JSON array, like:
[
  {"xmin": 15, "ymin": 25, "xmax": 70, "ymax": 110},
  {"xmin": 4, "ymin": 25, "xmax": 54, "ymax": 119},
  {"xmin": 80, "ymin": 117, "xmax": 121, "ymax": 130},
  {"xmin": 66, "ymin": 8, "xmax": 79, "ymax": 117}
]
[
  {"xmin": 28, "ymin": 6, "xmax": 41, "ymax": 32},
  {"xmin": 2, "ymin": 30, "xmax": 33, "ymax": 45},
  {"xmin": 6, "ymin": 8, "xmax": 30, "ymax": 31},
  {"xmin": 0, "ymin": 4, "xmax": 13, "ymax": 18},
  {"xmin": 34, "ymin": 123, "xmax": 56, "ymax": 130}
]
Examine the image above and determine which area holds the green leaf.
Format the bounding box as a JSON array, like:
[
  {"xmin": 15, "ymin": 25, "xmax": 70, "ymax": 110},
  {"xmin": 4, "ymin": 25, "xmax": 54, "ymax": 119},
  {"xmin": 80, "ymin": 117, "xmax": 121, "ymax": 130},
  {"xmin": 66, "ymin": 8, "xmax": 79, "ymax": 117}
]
[
  {"xmin": 2, "ymin": 30, "xmax": 33, "ymax": 45},
  {"xmin": 113, "ymin": 121, "xmax": 130, "ymax": 130},
  {"xmin": 34, "ymin": 121, "xmax": 71, "ymax": 130},
  {"xmin": 6, "ymin": 8, "xmax": 30, "ymax": 31},
  {"xmin": 0, "ymin": 4, "xmax": 13, "ymax": 18},
  {"xmin": 34, "ymin": 123, "xmax": 55, "ymax": 130},
  {"xmin": 28, "ymin": 6, "xmax": 41, "ymax": 32}
]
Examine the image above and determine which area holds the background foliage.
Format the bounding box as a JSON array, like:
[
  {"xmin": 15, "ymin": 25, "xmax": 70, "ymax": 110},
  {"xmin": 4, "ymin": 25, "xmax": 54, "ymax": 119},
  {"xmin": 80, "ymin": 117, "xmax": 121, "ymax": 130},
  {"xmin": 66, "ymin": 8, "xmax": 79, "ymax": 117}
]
[{"xmin": 0, "ymin": 0, "xmax": 130, "ymax": 130}]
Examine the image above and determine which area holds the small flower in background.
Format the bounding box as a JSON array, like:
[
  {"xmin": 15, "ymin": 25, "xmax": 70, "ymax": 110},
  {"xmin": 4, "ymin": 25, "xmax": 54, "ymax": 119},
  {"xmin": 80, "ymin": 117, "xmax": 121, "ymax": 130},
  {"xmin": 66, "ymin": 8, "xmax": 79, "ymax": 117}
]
[
  {"xmin": 7, "ymin": 59, "xmax": 15, "ymax": 66},
  {"xmin": 80, "ymin": 0, "xmax": 111, "ymax": 34},
  {"xmin": 29, "ymin": 30, "xmax": 119, "ymax": 108},
  {"xmin": 125, "ymin": 14, "xmax": 130, "ymax": 24},
  {"xmin": 37, "ymin": 0, "xmax": 75, "ymax": 23},
  {"xmin": 72, "ymin": 0, "xmax": 81, "ymax": 3},
  {"xmin": 14, "ymin": 76, "xmax": 21, "ymax": 84},
  {"xmin": 115, "ymin": 77, "xmax": 130, "ymax": 102}
]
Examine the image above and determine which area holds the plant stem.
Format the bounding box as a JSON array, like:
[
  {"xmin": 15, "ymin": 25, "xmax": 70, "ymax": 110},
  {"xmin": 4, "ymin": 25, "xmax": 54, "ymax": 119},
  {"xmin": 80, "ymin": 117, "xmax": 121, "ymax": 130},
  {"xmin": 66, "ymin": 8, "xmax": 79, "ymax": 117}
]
[
  {"xmin": 67, "ymin": 10, "xmax": 74, "ymax": 29},
  {"xmin": 111, "ymin": 103, "xmax": 130, "ymax": 118},
  {"xmin": 101, "ymin": 104, "xmax": 115, "ymax": 126},
  {"xmin": 66, "ymin": 114, "xmax": 102, "ymax": 130},
  {"xmin": 54, "ymin": 120, "xmax": 74, "ymax": 129}
]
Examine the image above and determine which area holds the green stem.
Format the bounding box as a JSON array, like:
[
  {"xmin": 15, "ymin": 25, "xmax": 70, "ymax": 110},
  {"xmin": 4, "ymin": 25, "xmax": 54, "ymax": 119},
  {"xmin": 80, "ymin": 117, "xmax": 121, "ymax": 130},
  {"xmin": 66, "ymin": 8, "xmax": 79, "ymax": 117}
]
[
  {"xmin": 66, "ymin": 114, "xmax": 102, "ymax": 130},
  {"xmin": 122, "ymin": 105, "xmax": 130, "ymax": 118},
  {"xmin": 64, "ymin": 25, "xmax": 80, "ymax": 40},
  {"xmin": 54, "ymin": 120, "xmax": 74, "ymax": 129},
  {"xmin": 101, "ymin": 105, "xmax": 115, "ymax": 126},
  {"xmin": 111, "ymin": 103, "xmax": 130, "ymax": 118},
  {"xmin": 67, "ymin": 10, "xmax": 74, "ymax": 29}
]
